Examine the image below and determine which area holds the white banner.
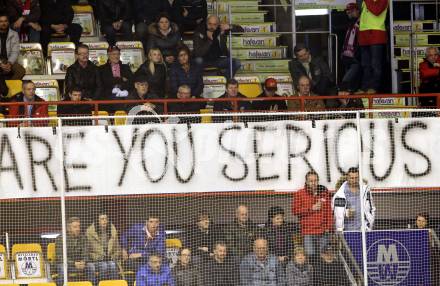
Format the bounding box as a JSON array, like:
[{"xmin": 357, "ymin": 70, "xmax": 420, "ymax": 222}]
[{"xmin": 0, "ymin": 118, "xmax": 438, "ymax": 199}]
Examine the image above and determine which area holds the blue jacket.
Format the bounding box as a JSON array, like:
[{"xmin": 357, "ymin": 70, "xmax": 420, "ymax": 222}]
[
  {"xmin": 136, "ymin": 264, "xmax": 175, "ymax": 286},
  {"xmin": 120, "ymin": 223, "xmax": 166, "ymax": 260},
  {"xmin": 169, "ymin": 61, "xmax": 204, "ymax": 98}
]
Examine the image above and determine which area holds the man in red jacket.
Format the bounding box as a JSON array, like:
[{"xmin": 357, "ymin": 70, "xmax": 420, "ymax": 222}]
[
  {"xmin": 292, "ymin": 171, "xmax": 333, "ymax": 263},
  {"xmin": 419, "ymin": 47, "xmax": 440, "ymax": 108}
]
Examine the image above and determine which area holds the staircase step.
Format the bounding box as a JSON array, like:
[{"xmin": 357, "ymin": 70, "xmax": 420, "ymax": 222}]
[
  {"xmin": 394, "ymin": 32, "xmax": 440, "ymax": 47},
  {"xmin": 228, "ymin": 35, "xmax": 278, "ymax": 48},
  {"xmin": 219, "ymin": 11, "xmax": 267, "ymax": 23},
  {"xmin": 238, "ymin": 22, "xmax": 275, "ymax": 33},
  {"xmin": 232, "ymin": 47, "xmax": 287, "ymax": 59},
  {"xmin": 239, "ymin": 59, "xmax": 290, "ymax": 72}
]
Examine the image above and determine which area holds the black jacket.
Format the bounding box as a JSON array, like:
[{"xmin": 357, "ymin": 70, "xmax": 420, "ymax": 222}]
[
  {"xmin": 131, "ymin": 0, "xmax": 170, "ymax": 25},
  {"xmin": 125, "ymin": 89, "xmax": 162, "ymax": 112},
  {"xmin": 203, "ymin": 257, "xmax": 237, "ymax": 286},
  {"xmin": 173, "ymin": 262, "xmax": 203, "ymax": 286},
  {"xmin": 169, "ymin": 61, "xmax": 203, "ymax": 98},
  {"xmin": 146, "ymin": 22, "xmax": 182, "ymax": 59},
  {"xmin": 65, "ymin": 60, "xmax": 102, "ymax": 100},
  {"xmin": 184, "ymin": 225, "xmax": 220, "ymax": 258},
  {"xmin": 172, "ymin": 0, "xmax": 207, "ymax": 27},
  {"xmin": 252, "ymin": 92, "xmax": 288, "ymax": 111},
  {"xmin": 313, "ymin": 258, "xmax": 350, "ymax": 286},
  {"xmin": 39, "ymin": 0, "xmax": 73, "ymax": 25},
  {"xmin": 98, "ymin": 61, "xmax": 133, "ymax": 100},
  {"xmin": 57, "ymin": 99, "xmax": 93, "ymax": 125},
  {"xmin": 134, "ymin": 61, "xmax": 167, "ymax": 98},
  {"xmin": 263, "ymin": 223, "xmax": 295, "ymax": 259},
  {"xmin": 168, "ymin": 99, "xmax": 204, "ymax": 114},
  {"xmin": 97, "ymin": 0, "xmax": 131, "ymax": 27},
  {"xmin": 6, "ymin": 0, "xmax": 41, "ymax": 24}
]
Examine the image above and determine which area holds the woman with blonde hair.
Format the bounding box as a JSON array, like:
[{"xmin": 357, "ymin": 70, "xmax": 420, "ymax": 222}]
[{"xmin": 134, "ymin": 48, "xmax": 167, "ymax": 97}]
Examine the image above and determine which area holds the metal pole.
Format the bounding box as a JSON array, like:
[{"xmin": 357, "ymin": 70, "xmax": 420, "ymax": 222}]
[
  {"xmin": 328, "ymin": 8, "xmax": 333, "ymax": 73},
  {"xmin": 389, "ymin": 0, "xmax": 398, "ymax": 93},
  {"xmin": 291, "ymin": 0, "xmax": 297, "ymax": 51},
  {"xmin": 409, "ymin": 3, "xmax": 415, "ymax": 94},
  {"xmin": 228, "ymin": 4, "xmax": 233, "ymax": 78},
  {"xmin": 356, "ymin": 111, "xmax": 369, "ymax": 286}
]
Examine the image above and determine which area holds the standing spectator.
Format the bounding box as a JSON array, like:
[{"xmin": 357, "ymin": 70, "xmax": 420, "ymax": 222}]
[
  {"xmin": 0, "ymin": 14, "xmax": 25, "ymax": 79},
  {"xmin": 55, "ymin": 217, "xmax": 97, "ymax": 286},
  {"xmin": 419, "ymin": 47, "xmax": 440, "ymax": 108},
  {"xmin": 193, "ymin": 15, "xmax": 242, "ymax": 79},
  {"xmin": 339, "ymin": 3, "xmax": 361, "ymax": 94},
  {"xmin": 172, "ymin": 248, "xmax": 203, "ymax": 286},
  {"xmin": 358, "ymin": 0, "xmax": 388, "ymax": 94},
  {"xmin": 313, "ymin": 244, "xmax": 350, "ymax": 286},
  {"xmin": 252, "ymin": 78, "xmax": 287, "ymax": 111},
  {"xmin": 289, "ymin": 75, "xmax": 326, "ymax": 112},
  {"xmin": 65, "ymin": 44, "xmax": 102, "ymax": 100},
  {"xmin": 224, "ymin": 205, "xmax": 260, "ymax": 262},
  {"xmin": 134, "ymin": 48, "xmax": 167, "ymax": 98},
  {"xmin": 97, "ymin": 0, "xmax": 132, "ymax": 46},
  {"xmin": 172, "ymin": 0, "xmax": 207, "ymax": 33},
  {"xmin": 136, "ymin": 252, "xmax": 175, "ymax": 286},
  {"xmin": 203, "ymin": 241, "xmax": 237, "ymax": 286},
  {"xmin": 285, "ymin": 247, "xmax": 313, "ymax": 286},
  {"xmin": 169, "ymin": 45, "xmax": 203, "ymax": 98},
  {"xmin": 6, "ymin": 0, "xmax": 41, "ymax": 42},
  {"xmin": 132, "ymin": 0, "xmax": 171, "ymax": 52},
  {"xmin": 240, "ymin": 238, "xmax": 285, "ymax": 286},
  {"xmin": 332, "ymin": 167, "xmax": 376, "ymax": 231},
  {"xmin": 293, "ymin": 171, "xmax": 333, "ymax": 261},
  {"xmin": 86, "ymin": 212, "xmax": 121, "ymax": 282},
  {"xmin": 39, "ymin": 0, "xmax": 82, "ymax": 55},
  {"xmin": 57, "ymin": 86, "xmax": 93, "ymax": 125},
  {"xmin": 263, "ymin": 206, "xmax": 295, "ymax": 265},
  {"xmin": 146, "ymin": 13, "xmax": 182, "ymax": 66}
]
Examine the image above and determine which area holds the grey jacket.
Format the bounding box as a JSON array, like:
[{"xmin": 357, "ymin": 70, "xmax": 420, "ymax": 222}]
[
  {"xmin": 224, "ymin": 220, "xmax": 260, "ymax": 259},
  {"xmin": 240, "ymin": 254, "xmax": 285, "ymax": 286},
  {"xmin": 285, "ymin": 261, "xmax": 313, "ymax": 286},
  {"xmin": 172, "ymin": 262, "xmax": 203, "ymax": 286},
  {"xmin": 0, "ymin": 29, "xmax": 19, "ymax": 64}
]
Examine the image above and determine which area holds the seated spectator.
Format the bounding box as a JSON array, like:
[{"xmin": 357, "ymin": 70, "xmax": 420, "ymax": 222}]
[
  {"xmin": 172, "ymin": 0, "xmax": 207, "ymax": 33},
  {"xmin": 120, "ymin": 213, "xmax": 166, "ymax": 275},
  {"xmin": 135, "ymin": 48, "xmax": 167, "ymax": 98},
  {"xmin": 172, "ymin": 248, "xmax": 203, "ymax": 286},
  {"xmin": 252, "ymin": 78, "xmax": 288, "ymax": 111},
  {"xmin": 8, "ymin": 80, "xmax": 48, "ymax": 126},
  {"xmin": 136, "ymin": 252, "xmax": 175, "ymax": 286},
  {"xmin": 193, "ymin": 15, "xmax": 242, "ymax": 79},
  {"xmin": 263, "ymin": 206, "xmax": 295, "ymax": 265},
  {"xmin": 55, "ymin": 217, "xmax": 96, "ymax": 286},
  {"xmin": 313, "ymin": 244, "xmax": 350, "ymax": 286},
  {"xmin": 285, "ymin": 247, "xmax": 313, "ymax": 286},
  {"xmin": 289, "ymin": 75, "xmax": 325, "ymax": 112},
  {"xmin": 97, "ymin": 0, "xmax": 132, "ymax": 46},
  {"xmin": 288, "ymin": 44, "xmax": 336, "ymax": 98},
  {"xmin": 168, "ymin": 84, "xmax": 205, "ymax": 117},
  {"xmin": 86, "ymin": 212, "xmax": 121, "ymax": 282},
  {"xmin": 132, "ymin": 0, "xmax": 171, "ymax": 52},
  {"xmin": 240, "ymin": 237, "xmax": 285, "ymax": 286},
  {"xmin": 65, "ymin": 44, "xmax": 102, "ymax": 100},
  {"xmin": 6, "ymin": 0, "xmax": 41, "ymax": 42},
  {"xmin": 57, "ymin": 87, "xmax": 93, "ymax": 125},
  {"xmin": 0, "ymin": 14, "xmax": 25, "ymax": 79},
  {"xmin": 419, "ymin": 47, "xmax": 440, "ymax": 108},
  {"xmin": 213, "ymin": 78, "xmax": 251, "ymax": 112},
  {"xmin": 126, "ymin": 76, "xmax": 163, "ymax": 124},
  {"xmin": 203, "ymin": 241, "xmax": 237, "ymax": 286},
  {"xmin": 39, "ymin": 0, "xmax": 82, "ymax": 55},
  {"xmin": 224, "ymin": 205, "xmax": 260, "ymax": 264},
  {"xmin": 146, "ymin": 13, "xmax": 182, "ymax": 66},
  {"xmin": 0, "ymin": 75, "xmax": 9, "ymax": 114},
  {"xmin": 169, "ymin": 45, "xmax": 203, "ymax": 98}
]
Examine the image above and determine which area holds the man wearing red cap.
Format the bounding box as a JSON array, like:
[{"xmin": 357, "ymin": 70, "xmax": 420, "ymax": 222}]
[{"xmin": 252, "ymin": 78, "xmax": 287, "ymax": 111}]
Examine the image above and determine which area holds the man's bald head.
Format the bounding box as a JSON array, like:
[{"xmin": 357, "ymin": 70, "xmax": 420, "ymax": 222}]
[
  {"xmin": 236, "ymin": 205, "xmax": 249, "ymax": 224},
  {"xmin": 207, "ymin": 15, "xmax": 220, "ymax": 32}
]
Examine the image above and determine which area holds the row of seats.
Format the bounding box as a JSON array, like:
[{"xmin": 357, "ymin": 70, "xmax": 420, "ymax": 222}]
[{"xmin": 4, "ymin": 281, "xmax": 126, "ymax": 286}]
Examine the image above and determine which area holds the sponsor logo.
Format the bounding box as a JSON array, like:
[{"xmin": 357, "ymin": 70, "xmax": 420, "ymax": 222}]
[{"xmin": 243, "ymin": 39, "xmax": 266, "ymax": 46}]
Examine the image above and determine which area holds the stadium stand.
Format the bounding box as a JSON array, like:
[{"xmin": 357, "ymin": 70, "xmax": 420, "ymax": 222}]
[{"xmin": 47, "ymin": 42, "xmax": 76, "ymax": 76}]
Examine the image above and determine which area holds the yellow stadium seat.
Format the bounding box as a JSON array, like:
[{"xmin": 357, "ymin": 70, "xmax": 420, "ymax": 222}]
[
  {"xmin": 28, "ymin": 283, "xmax": 57, "ymax": 286},
  {"xmin": 166, "ymin": 238, "xmax": 182, "ymax": 248},
  {"xmin": 200, "ymin": 108, "xmax": 213, "ymax": 123},
  {"xmin": 12, "ymin": 243, "xmax": 46, "ymax": 279},
  {"xmin": 114, "ymin": 110, "xmax": 127, "ymax": 125},
  {"xmin": 99, "ymin": 280, "xmax": 128, "ymax": 286},
  {"xmin": 46, "ymin": 243, "xmax": 56, "ymax": 264},
  {"xmin": 116, "ymin": 41, "xmax": 145, "ymax": 73},
  {"xmin": 0, "ymin": 244, "xmax": 9, "ymax": 279},
  {"xmin": 72, "ymin": 5, "xmax": 98, "ymax": 38},
  {"xmin": 68, "ymin": 282, "xmax": 94, "ymax": 286},
  {"xmin": 239, "ymin": 83, "xmax": 263, "ymax": 98},
  {"xmin": 18, "ymin": 43, "xmax": 46, "ymax": 75},
  {"xmin": 6, "ymin": 80, "xmax": 22, "ymax": 98}
]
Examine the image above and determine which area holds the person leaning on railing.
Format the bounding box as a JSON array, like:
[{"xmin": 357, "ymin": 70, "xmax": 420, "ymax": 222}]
[{"xmin": 57, "ymin": 86, "xmax": 93, "ymax": 125}]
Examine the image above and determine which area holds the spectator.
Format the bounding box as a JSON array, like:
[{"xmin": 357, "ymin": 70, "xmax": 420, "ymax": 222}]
[
  {"xmin": 168, "ymin": 84, "xmax": 205, "ymax": 116},
  {"xmin": 213, "ymin": 79, "xmax": 251, "ymax": 113},
  {"xmin": 169, "ymin": 45, "xmax": 203, "ymax": 98},
  {"xmin": 172, "ymin": 248, "xmax": 203, "ymax": 286},
  {"xmin": 203, "ymin": 241, "xmax": 237, "ymax": 286},
  {"xmin": 289, "ymin": 75, "xmax": 326, "ymax": 112},
  {"xmin": 65, "ymin": 44, "xmax": 102, "ymax": 100},
  {"xmin": 313, "ymin": 244, "xmax": 350, "ymax": 286},
  {"xmin": 224, "ymin": 205, "xmax": 260, "ymax": 262},
  {"xmin": 0, "ymin": 74, "xmax": 9, "ymax": 114},
  {"xmin": 57, "ymin": 86, "xmax": 93, "ymax": 125},
  {"xmin": 240, "ymin": 238, "xmax": 285, "ymax": 286},
  {"xmin": 8, "ymin": 80, "xmax": 48, "ymax": 126},
  {"xmin": 146, "ymin": 13, "xmax": 182, "ymax": 66},
  {"xmin": 332, "ymin": 167, "xmax": 376, "ymax": 231},
  {"xmin": 136, "ymin": 252, "xmax": 175, "ymax": 286},
  {"xmin": 125, "ymin": 75, "xmax": 163, "ymax": 121},
  {"xmin": 263, "ymin": 206, "xmax": 295, "ymax": 265},
  {"xmin": 6, "ymin": 0, "xmax": 41, "ymax": 42},
  {"xmin": 120, "ymin": 213, "xmax": 166, "ymax": 274},
  {"xmin": 86, "ymin": 212, "xmax": 121, "ymax": 282},
  {"xmin": 193, "ymin": 15, "xmax": 242, "ymax": 79},
  {"xmin": 0, "ymin": 14, "xmax": 25, "ymax": 79},
  {"xmin": 252, "ymin": 78, "xmax": 288, "ymax": 111},
  {"xmin": 55, "ymin": 217, "xmax": 96, "ymax": 286},
  {"xmin": 292, "ymin": 171, "xmax": 332, "ymax": 261},
  {"xmin": 285, "ymin": 247, "xmax": 313, "ymax": 286},
  {"xmin": 39, "ymin": 0, "xmax": 82, "ymax": 55},
  {"xmin": 134, "ymin": 48, "xmax": 167, "ymax": 98},
  {"xmin": 288, "ymin": 44, "xmax": 336, "ymax": 98},
  {"xmin": 172, "ymin": 0, "xmax": 207, "ymax": 33},
  {"xmin": 132, "ymin": 0, "xmax": 171, "ymax": 52},
  {"xmin": 97, "ymin": 0, "xmax": 132, "ymax": 46},
  {"xmin": 419, "ymin": 47, "xmax": 440, "ymax": 108},
  {"xmin": 339, "ymin": 3, "xmax": 361, "ymax": 94}
]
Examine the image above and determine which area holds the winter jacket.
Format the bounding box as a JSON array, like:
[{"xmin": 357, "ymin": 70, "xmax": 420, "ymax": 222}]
[
  {"xmin": 168, "ymin": 99, "xmax": 204, "ymax": 114},
  {"xmin": 239, "ymin": 254, "xmax": 285, "ymax": 286},
  {"xmin": 86, "ymin": 223, "xmax": 122, "ymax": 262},
  {"xmin": 0, "ymin": 29, "xmax": 19, "ymax": 64},
  {"xmin": 132, "ymin": 0, "xmax": 170, "ymax": 25},
  {"xmin": 285, "ymin": 261, "xmax": 313, "ymax": 286},
  {"xmin": 8, "ymin": 92, "xmax": 48, "ymax": 126},
  {"xmin": 55, "ymin": 234, "xmax": 88, "ymax": 267},
  {"xmin": 39, "ymin": 0, "xmax": 74, "ymax": 25},
  {"xmin": 134, "ymin": 61, "xmax": 167, "ymax": 98},
  {"xmin": 263, "ymin": 223, "xmax": 295, "ymax": 258},
  {"xmin": 98, "ymin": 61, "xmax": 133, "ymax": 100},
  {"xmin": 169, "ymin": 61, "xmax": 203, "ymax": 98},
  {"xmin": 146, "ymin": 22, "xmax": 182, "ymax": 59},
  {"xmin": 65, "ymin": 60, "xmax": 102, "ymax": 99},
  {"xmin": 120, "ymin": 223, "xmax": 166, "ymax": 260},
  {"xmin": 313, "ymin": 257, "xmax": 350, "ymax": 286},
  {"xmin": 57, "ymin": 98, "xmax": 93, "ymax": 125},
  {"xmin": 252, "ymin": 92, "xmax": 288, "ymax": 111},
  {"xmin": 6, "ymin": 0, "xmax": 41, "ymax": 24},
  {"xmin": 184, "ymin": 225, "xmax": 220, "ymax": 258},
  {"xmin": 292, "ymin": 187, "xmax": 333, "ymax": 235},
  {"xmin": 223, "ymin": 219, "xmax": 260, "ymax": 259},
  {"xmin": 332, "ymin": 181, "xmax": 376, "ymax": 232},
  {"xmin": 419, "ymin": 58, "xmax": 440, "ymax": 90},
  {"xmin": 136, "ymin": 264, "xmax": 175, "ymax": 286},
  {"xmin": 203, "ymin": 257, "xmax": 237, "ymax": 286},
  {"xmin": 97, "ymin": 0, "xmax": 131, "ymax": 28},
  {"xmin": 172, "ymin": 262, "xmax": 203, "ymax": 286},
  {"xmin": 288, "ymin": 92, "xmax": 326, "ymax": 112},
  {"xmin": 172, "ymin": 0, "xmax": 207, "ymax": 27}
]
